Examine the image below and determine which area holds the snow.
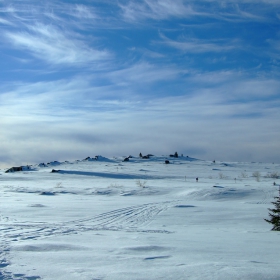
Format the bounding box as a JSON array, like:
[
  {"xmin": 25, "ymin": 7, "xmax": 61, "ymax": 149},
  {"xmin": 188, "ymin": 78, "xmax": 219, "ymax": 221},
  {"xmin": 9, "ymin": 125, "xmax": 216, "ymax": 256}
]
[{"xmin": 0, "ymin": 156, "xmax": 279, "ymax": 279}]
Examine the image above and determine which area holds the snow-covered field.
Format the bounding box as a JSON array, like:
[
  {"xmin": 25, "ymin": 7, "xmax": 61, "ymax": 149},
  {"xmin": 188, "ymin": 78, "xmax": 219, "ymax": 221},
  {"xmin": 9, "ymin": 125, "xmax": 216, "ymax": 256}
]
[{"xmin": 0, "ymin": 155, "xmax": 279, "ymax": 280}]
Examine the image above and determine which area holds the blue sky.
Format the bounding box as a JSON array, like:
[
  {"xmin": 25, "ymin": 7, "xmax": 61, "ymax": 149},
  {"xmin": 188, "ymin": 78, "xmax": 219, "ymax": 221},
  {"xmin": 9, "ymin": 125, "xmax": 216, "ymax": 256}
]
[{"xmin": 1, "ymin": 0, "xmax": 280, "ymax": 167}]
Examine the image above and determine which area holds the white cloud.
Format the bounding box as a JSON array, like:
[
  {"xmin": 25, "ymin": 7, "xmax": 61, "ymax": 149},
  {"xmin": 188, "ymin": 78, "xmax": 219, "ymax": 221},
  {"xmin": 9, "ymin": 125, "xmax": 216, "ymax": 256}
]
[
  {"xmin": 106, "ymin": 61, "xmax": 183, "ymax": 87},
  {"xmin": 1, "ymin": 69, "xmax": 280, "ymax": 167},
  {"xmin": 188, "ymin": 71, "xmax": 280, "ymax": 101},
  {"xmin": 119, "ymin": 0, "xmax": 200, "ymax": 21},
  {"xmin": 158, "ymin": 33, "xmax": 238, "ymax": 53},
  {"xmin": 119, "ymin": 0, "xmax": 278, "ymax": 23},
  {"xmin": 1, "ymin": 91, "xmax": 280, "ymax": 167},
  {"xmin": 0, "ymin": 16, "xmax": 13, "ymax": 25},
  {"xmin": 73, "ymin": 4, "xmax": 97, "ymax": 19},
  {"xmin": 5, "ymin": 23, "xmax": 112, "ymax": 65}
]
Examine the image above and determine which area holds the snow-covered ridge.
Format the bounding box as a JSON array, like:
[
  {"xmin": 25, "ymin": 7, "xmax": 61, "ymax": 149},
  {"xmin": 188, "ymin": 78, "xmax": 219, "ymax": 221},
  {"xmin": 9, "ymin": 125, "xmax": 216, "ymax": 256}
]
[{"xmin": 2, "ymin": 154, "xmax": 199, "ymax": 173}]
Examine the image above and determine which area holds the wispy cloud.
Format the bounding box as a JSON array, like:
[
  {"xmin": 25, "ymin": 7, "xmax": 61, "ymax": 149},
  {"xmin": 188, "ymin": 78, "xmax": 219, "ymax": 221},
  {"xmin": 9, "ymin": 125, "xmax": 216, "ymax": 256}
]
[
  {"xmin": 0, "ymin": 16, "xmax": 13, "ymax": 25},
  {"xmin": 119, "ymin": 0, "xmax": 279, "ymax": 23},
  {"xmin": 1, "ymin": 71, "xmax": 280, "ymax": 166},
  {"xmin": 106, "ymin": 61, "xmax": 183, "ymax": 87},
  {"xmin": 5, "ymin": 23, "xmax": 112, "ymax": 66},
  {"xmin": 158, "ymin": 33, "xmax": 238, "ymax": 53},
  {"xmin": 188, "ymin": 70, "xmax": 280, "ymax": 101},
  {"xmin": 119, "ymin": 0, "xmax": 200, "ymax": 21},
  {"xmin": 72, "ymin": 4, "xmax": 97, "ymax": 19}
]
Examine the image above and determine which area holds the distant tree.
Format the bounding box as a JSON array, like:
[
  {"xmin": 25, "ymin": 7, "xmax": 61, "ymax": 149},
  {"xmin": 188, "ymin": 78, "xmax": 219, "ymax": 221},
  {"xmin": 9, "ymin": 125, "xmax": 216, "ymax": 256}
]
[
  {"xmin": 139, "ymin": 152, "xmax": 142, "ymax": 158},
  {"xmin": 265, "ymin": 192, "xmax": 280, "ymax": 231},
  {"xmin": 174, "ymin": 152, "xmax": 178, "ymax": 158}
]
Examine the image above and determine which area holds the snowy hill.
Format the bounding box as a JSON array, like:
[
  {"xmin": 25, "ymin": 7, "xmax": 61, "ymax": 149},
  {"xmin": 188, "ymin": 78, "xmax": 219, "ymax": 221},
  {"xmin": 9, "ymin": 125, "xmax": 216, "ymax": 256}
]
[{"xmin": 0, "ymin": 155, "xmax": 279, "ymax": 279}]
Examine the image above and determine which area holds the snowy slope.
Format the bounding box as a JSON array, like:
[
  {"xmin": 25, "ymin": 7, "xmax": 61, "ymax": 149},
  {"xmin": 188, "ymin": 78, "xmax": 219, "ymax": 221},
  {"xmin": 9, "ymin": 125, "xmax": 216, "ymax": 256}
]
[{"xmin": 0, "ymin": 155, "xmax": 279, "ymax": 280}]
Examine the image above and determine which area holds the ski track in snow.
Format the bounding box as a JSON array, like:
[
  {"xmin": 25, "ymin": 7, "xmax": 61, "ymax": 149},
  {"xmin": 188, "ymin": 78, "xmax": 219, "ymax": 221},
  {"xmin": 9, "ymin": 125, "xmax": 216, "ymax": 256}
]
[
  {"xmin": 0, "ymin": 202, "xmax": 174, "ymax": 243},
  {"xmin": 0, "ymin": 201, "xmax": 174, "ymax": 279}
]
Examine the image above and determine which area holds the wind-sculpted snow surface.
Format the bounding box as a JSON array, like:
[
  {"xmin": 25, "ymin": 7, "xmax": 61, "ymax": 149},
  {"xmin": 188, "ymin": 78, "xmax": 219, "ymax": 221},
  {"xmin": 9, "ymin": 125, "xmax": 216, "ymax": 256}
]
[{"xmin": 0, "ymin": 156, "xmax": 280, "ymax": 279}]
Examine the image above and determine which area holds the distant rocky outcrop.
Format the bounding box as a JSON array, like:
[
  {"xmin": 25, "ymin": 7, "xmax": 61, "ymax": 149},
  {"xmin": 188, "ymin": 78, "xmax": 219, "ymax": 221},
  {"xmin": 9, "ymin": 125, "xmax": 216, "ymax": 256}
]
[
  {"xmin": 47, "ymin": 161, "xmax": 61, "ymax": 166},
  {"xmin": 139, "ymin": 153, "xmax": 154, "ymax": 159},
  {"xmin": 5, "ymin": 165, "xmax": 32, "ymax": 173},
  {"xmin": 40, "ymin": 191, "xmax": 56, "ymax": 196},
  {"xmin": 141, "ymin": 155, "xmax": 153, "ymax": 159},
  {"xmin": 83, "ymin": 156, "xmax": 98, "ymax": 161},
  {"xmin": 142, "ymin": 155, "xmax": 150, "ymax": 159},
  {"xmin": 5, "ymin": 166, "xmax": 22, "ymax": 173},
  {"xmin": 51, "ymin": 169, "xmax": 60, "ymax": 173},
  {"xmin": 169, "ymin": 152, "xmax": 178, "ymax": 158}
]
